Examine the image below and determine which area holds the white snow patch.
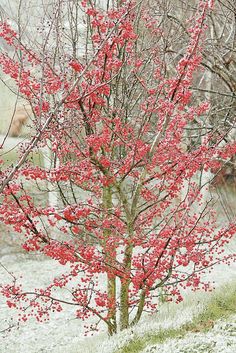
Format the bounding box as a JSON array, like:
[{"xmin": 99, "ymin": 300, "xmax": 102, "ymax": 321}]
[
  {"xmin": 142, "ymin": 317, "xmax": 236, "ymax": 353},
  {"xmin": 0, "ymin": 235, "xmax": 236, "ymax": 353}
]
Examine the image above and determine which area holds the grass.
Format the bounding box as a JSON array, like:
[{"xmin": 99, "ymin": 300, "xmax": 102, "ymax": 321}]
[
  {"xmin": 0, "ymin": 148, "xmax": 48, "ymax": 207},
  {"xmin": 115, "ymin": 282, "xmax": 236, "ymax": 353},
  {"xmin": 1, "ymin": 148, "xmax": 44, "ymax": 167}
]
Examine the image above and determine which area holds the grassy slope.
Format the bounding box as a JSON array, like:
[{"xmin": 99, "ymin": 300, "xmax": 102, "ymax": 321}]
[{"xmin": 116, "ymin": 282, "xmax": 236, "ymax": 353}]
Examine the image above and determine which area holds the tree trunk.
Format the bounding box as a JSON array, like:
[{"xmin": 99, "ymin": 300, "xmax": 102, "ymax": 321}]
[
  {"xmin": 120, "ymin": 242, "xmax": 133, "ymax": 330},
  {"xmin": 131, "ymin": 288, "xmax": 146, "ymax": 326},
  {"xmin": 103, "ymin": 185, "xmax": 117, "ymax": 335},
  {"xmin": 107, "ymin": 276, "xmax": 117, "ymax": 335}
]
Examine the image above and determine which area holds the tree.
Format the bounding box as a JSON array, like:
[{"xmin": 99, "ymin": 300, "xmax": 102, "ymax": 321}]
[{"xmin": 0, "ymin": 0, "xmax": 235, "ymax": 335}]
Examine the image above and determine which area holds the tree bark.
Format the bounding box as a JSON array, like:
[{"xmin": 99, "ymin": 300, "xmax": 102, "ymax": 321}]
[
  {"xmin": 120, "ymin": 241, "xmax": 133, "ymax": 330},
  {"xmin": 103, "ymin": 185, "xmax": 117, "ymax": 335},
  {"xmin": 131, "ymin": 288, "xmax": 146, "ymax": 326}
]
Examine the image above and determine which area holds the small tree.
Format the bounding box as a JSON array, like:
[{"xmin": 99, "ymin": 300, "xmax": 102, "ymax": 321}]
[{"xmin": 0, "ymin": 0, "xmax": 235, "ymax": 335}]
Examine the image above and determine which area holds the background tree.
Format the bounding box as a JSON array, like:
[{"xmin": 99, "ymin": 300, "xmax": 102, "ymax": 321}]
[
  {"xmin": 0, "ymin": 0, "xmax": 236, "ymax": 335},
  {"xmin": 151, "ymin": 0, "xmax": 236, "ymax": 180}
]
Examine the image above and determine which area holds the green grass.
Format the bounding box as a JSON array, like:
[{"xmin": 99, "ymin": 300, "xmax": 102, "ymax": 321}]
[
  {"xmin": 1, "ymin": 148, "xmax": 44, "ymax": 167},
  {"xmin": 116, "ymin": 283, "xmax": 236, "ymax": 353},
  {"xmin": 0, "ymin": 148, "xmax": 48, "ymax": 206}
]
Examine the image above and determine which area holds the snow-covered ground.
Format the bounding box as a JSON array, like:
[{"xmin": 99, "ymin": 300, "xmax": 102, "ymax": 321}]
[
  {"xmin": 142, "ymin": 317, "xmax": 236, "ymax": 353},
  {"xmin": 0, "ymin": 244, "xmax": 236, "ymax": 353},
  {"xmin": 0, "ymin": 254, "xmax": 98, "ymax": 353},
  {"xmin": 98, "ymin": 266, "xmax": 236, "ymax": 353}
]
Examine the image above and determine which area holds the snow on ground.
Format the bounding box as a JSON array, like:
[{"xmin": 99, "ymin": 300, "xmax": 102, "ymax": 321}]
[
  {"xmin": 1, "ymin": 251, "xmax": 235, "ymax": 353},
  {"xmin": 95, "ymin": 238, "xmax": 236, "ymax": 353},
  {"xmin": 0, "ymin": 236, "xmax": 236, "ymax": 353},
  {"xmin": 0, "ymin": 253, "xmax": 105, "ymax": 353},
  {"xmin": 142, "ymin": 316, "xmax": 236, "ymax": 353}
]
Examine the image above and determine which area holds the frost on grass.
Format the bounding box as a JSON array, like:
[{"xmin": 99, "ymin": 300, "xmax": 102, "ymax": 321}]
[
  {"xmin": 90, "ymin": 240, "xmax": 236, "ymax": 353},
  {"xmin": 0, "ymin": 253, "xmax": 212, "ymax": 353},
  {"xmin": 0, "ymin": 254, "xmax": 105, "ymax": 353},
  {"xmin": 0, "ymin": 236, "xmax": 236, "ymax": 353},
  {"xmin": 143, "ymin": 317, "xmax": 236, "ymax": 353}
]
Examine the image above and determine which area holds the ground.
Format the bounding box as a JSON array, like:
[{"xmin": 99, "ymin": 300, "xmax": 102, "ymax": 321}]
[
  {"xmin": 143, "ymin": 317, "xmax": 236, "ymax": 353},
  {"xmin": 1, "ymin": 246, "xmax": 236, "ymax": 353}
]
